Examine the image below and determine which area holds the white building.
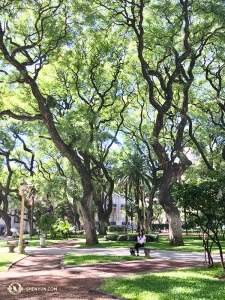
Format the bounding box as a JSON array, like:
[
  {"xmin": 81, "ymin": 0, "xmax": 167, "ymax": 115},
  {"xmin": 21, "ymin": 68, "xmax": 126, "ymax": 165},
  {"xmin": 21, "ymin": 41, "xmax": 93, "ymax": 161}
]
[
  {"xmin": 1, "ymin": 193, "xmax": 127, "ymax": 234},
  {"xmin": 109, "ymin": 193, "xmax": 126, "ymax": 226},
  {"xmin": 0, "ymin": 208, "xmax": 29, "ymax": 234},
  {"xmin": 94, "ymin": 193, "xmax": 127, "ymax": 228}
]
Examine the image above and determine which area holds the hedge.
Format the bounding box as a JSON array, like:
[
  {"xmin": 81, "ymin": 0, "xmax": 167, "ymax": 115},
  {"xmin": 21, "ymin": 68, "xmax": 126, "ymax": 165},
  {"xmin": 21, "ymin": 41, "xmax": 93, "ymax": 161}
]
[
  {"xmin": 105, "ymin": 233, "xmax": 158, "ymax": 242},
  {"xmin": 107, "ymin": 225, "xmax": 125, "ymax": 232}
]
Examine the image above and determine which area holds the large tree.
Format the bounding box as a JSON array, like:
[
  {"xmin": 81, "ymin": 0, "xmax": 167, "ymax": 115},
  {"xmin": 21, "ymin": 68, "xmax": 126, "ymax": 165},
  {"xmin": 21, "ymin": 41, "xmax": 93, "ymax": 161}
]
[
  {"xmin": 0, "ymin": 120, "xmax": 35, "ymax": 235},
  {"xmin": 1, "ymin": 0, "xmax": 225, "ymax": 247},
  {"xmin": 99, "ymin": 0, "xmax": 225, "ymax": 245},
  {"xmin": 0, "ymin": 1, "xmax": 127, "ymax": 244}
]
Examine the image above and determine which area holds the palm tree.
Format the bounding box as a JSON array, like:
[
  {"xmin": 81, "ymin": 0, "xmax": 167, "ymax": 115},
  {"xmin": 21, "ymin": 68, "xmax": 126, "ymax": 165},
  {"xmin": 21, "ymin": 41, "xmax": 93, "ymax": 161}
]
[{"xmin": 117, "ymin": 152, "xmax": 152, "ymax": 232}]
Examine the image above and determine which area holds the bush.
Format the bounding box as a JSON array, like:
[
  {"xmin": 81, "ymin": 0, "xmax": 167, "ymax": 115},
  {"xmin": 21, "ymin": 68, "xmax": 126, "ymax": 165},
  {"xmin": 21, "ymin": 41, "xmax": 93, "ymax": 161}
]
[
  {"xmin": 127, "ymin": 234, "xmax": 137, "ymax": 241},
  {"xmin": 117, "ymin": 235, "xmax": 129, "ymax": 241},
  {"xmin": 145, "ymin": 234, "xmax": 158, "ymax": 242},
  {"xmin": 127, "ymin": 234, "xmax": 158, "ymax": 242},
  {"xmin": 105, "ymin": 234, "xmax": 118, "ymax": 241},
  {"xmin": 151, "ymin": 224, "xmax": 169, "ymax": 232},
  {"xmin": 107, "ymin": 225, "xmax": 124, "ymax": 232},
  {"xmin": 75, "ymin": 230, "xmax": 84, "ymax": 235},
  {"xmin": 182, "ymin": 221, "xmax": 196, "ymax": 230}
]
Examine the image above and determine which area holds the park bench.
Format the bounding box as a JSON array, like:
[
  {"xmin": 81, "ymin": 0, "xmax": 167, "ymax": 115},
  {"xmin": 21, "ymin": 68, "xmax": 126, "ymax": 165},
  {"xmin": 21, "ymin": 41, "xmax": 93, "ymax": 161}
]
[
  {"xmin": 128, "ymin": 246, "xmax": 155, "ymax": 257},
  {"xmin": 7, "ymin": 241, "xmax": 28, "ymax": 253}
]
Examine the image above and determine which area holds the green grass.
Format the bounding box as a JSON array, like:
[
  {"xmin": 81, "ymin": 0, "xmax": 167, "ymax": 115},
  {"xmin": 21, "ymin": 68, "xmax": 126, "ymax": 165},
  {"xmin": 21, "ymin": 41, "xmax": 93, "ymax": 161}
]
[
  {"xmin": 75, "ymin": 235, "xmax": 225, "ymax": 253},
  {"xmin": 1, "ymin": 232, "xmax": 225, "ymax": 300},
  {"xmin": 99, "ymin": 264, "xmax": 225, "ymax": 300},
  {"xmin": 0, "ymin": 253, "xmax": 26, "ymax": 272},
  {"xmin": 0, "ymin": 233, "xmax": 83, "ymax": 248},
  {"xmin": 63, "ymin": 254, "xmax": 149, "ymax": 266},
  {"xmin": 0, "ymin": 234, "xmax": 83, "ymax": 272}
]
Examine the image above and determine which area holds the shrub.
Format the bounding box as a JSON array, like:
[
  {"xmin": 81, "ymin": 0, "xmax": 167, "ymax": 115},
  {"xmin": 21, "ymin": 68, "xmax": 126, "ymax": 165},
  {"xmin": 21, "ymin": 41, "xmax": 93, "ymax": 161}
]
[
  {"xmin": 151, "ymin": 224, "xmax": 169, "ymax": 232},
  {"xmin": 117, "ymin": 235, "xmax": 129, "ymax": 241},
  {"xmin": 127, "ymin": 234, "xmax": 158, "ymax": 242},
  {"xmin": 107, "ymin": 225, "xmax": 124, "ymax": 232},
  {"xmin": 105, "ymin": 234, "xmax": 118, "ymax": 241},
  {"xmin": 127, "ymin": 234, "xmax": 137, "ymax": 241},
  {"xmin": 145, "ymin": 234, "xmax": 158, "ymax": 242},
  {"xmin": 75, "ymin": 230, "xmax": 84, "ymax": 235}
]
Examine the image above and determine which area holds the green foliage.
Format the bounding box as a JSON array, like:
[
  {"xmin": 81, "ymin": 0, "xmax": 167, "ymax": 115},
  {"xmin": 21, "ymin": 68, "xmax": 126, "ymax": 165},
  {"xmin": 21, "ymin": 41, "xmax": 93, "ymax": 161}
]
[
  {"xmin": 37, "ymin": 213, "xmax": 56, "ymax": 235},
  {"xmin": 173, "ymin": 173, "xmax": 225, "ymax": 269},
  {"xmin": 145, "ymin": 234, "xmax": 158, "ymax": 242},
  {"xmin": 105, "ymin": 234, "xmax": 118, "ymax": 241},
  {"xmin": 75, "ymin": 235, "xmax": 225, "ymax": 253},
  {"xmin": 1, "ymin": 0, "xmax": 225, "ymax": 248},
  {"xmin": 117, "ymin": 234, "xmax": 128, "ymax": 241},
  {"xmin": 55, "ymin": 219, "xmax": 70, "ymax": 238},
  {"xmin": 127, "ymin": 234, "xmax": 158, "ymax": 242},
  {"xmin": 107, "ymin": 225, "xmax": 124, "ymax": 232},
  {"xmin": 127, "ymin": 234, "xmax": 138, "ymax": 241},
  {"xmin": 172, "ymin": 172, "xmax": 225, "ymax": 230}
]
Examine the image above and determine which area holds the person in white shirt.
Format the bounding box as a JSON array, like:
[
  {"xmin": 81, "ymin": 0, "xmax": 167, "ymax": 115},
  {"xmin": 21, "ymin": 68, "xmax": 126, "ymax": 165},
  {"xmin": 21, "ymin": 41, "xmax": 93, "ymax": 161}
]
[{"xmin": 134, "ymin": 229, "xmax": 146, "ymax": 256}]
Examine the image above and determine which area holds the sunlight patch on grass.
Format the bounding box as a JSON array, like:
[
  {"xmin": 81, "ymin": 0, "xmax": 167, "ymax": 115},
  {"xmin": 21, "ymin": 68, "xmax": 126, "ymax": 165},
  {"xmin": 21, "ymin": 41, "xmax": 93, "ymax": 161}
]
[
  {"xmin": 99, "ymin": 266, "xmax": 225, "ymax": 300},
  {"xmin": 0, "ymin": 253, "xmax": 26, "ymax": 272}
]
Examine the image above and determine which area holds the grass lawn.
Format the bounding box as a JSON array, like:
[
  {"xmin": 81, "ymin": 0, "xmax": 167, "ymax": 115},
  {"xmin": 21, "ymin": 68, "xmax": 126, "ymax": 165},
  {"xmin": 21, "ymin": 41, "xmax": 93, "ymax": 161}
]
[
  {"xmin": 1, "ymin": 232, "xmax": 225, "ymax": 299},
  {"xmin": 0, "ymin": 233, "xmax": 84, "ymax": 248},
  {"xmin": 0, "ymin": 234, "xmax": 83, "ymax": 272},
  {"xmin": 99, "ymin": 264, "xmax": 225, "ymax": 300},
  {"xmin": 75, "ymin": 234, "xmax": 225, "ymax": 254},
  {"xmin": 0, "ymin": 253, "xmax": 26, "ymax": 272},
  {"xmin": 63, "ymin": 254, "xmax": 149, "ymax": 266}
]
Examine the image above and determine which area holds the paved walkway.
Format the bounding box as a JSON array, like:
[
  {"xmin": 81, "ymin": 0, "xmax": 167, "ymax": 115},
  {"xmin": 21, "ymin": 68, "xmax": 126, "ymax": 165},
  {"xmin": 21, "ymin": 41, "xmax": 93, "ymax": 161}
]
[{"xmin": 0, "ymin": 238, "xmax": 222, "ymax": 299}]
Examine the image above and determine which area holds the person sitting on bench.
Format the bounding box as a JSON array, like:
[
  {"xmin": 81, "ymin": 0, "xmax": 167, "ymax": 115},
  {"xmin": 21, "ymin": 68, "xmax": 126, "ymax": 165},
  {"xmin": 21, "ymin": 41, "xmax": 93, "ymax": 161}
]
[
  {"xmin": 15, "ymin": 240, "xmax": 28, "ymax": 245},
  {"xmin": 134, "ymin": 229, "xmax": 146, "ymax": 256}
]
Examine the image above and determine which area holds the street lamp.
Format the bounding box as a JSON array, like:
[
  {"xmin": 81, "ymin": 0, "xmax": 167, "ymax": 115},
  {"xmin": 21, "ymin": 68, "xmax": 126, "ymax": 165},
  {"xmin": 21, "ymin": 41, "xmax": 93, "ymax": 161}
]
[{"xmin": 18, "ymin": 180, "xmax": 27, "ymax": 254}]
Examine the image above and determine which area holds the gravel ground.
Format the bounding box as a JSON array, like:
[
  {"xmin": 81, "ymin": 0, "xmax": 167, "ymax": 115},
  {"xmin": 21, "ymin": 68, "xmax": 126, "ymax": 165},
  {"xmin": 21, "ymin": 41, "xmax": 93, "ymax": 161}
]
[{"xmin": 0, "ymin": 239, "xmax": 202, "ymax": 300}]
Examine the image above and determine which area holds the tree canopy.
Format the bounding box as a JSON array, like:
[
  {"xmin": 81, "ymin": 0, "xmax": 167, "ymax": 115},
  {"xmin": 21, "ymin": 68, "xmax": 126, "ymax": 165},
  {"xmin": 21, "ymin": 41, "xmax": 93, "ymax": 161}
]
[{"xmin": 0, "ymin": 0, "xmax": 225, "ymax": 245}]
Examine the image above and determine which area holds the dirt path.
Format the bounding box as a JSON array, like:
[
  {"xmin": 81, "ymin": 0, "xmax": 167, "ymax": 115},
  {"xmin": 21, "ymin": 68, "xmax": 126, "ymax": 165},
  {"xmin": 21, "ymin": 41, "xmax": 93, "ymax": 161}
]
[
  {"xmin": 0, "ymin": 239, "xmax": 202, "ymax": 300},
  {"xmin": 1, "ymin": 239, "xmax": 125, "ymax": 299}
]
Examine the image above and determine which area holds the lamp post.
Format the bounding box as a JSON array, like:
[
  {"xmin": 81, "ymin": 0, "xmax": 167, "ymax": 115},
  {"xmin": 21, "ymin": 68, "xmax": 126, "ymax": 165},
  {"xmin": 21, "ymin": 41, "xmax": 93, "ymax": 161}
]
[{"xmin": 18, "ymin": 180, "xmax": 27, "ymax": 254}]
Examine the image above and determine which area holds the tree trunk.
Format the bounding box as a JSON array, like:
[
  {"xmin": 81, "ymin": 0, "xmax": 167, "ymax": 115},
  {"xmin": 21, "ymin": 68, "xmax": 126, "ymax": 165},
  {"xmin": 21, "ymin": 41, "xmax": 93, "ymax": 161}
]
[
  {"xmin": 98, "ymin": 219, "xmax": 107, "ymax": 235},
  {"xmin": 76, "ymin": 213, "xmax": 81, "ymax": 230},
  {"xmin": 97, "ymin": 203, "xmax": 111, "ymax": 235},
  {"xmin": 145, "ymin": 209, "xmax": 152, "ymax": 234},
  {"xmin": 146, "ymin": 182, "xmax": 158, "ymax": 233},
  {"xmin": 167, "ymin": 210, "xmax": 184, "ymax": 246},
  {"xmin": 2, "ymin": 213, "xmax": 11, "ymax": 236},
  {"xmin": 80, "ymin": 191, "xmax": 98, "ymax": 245},
  {"xmin": 158, "ymin": 173, "xmax": 184, "ymax": 246},
  {"xmin": 0, "ymin": 191, "xmax": 12, "ymax": 236}
]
